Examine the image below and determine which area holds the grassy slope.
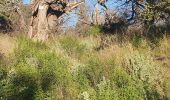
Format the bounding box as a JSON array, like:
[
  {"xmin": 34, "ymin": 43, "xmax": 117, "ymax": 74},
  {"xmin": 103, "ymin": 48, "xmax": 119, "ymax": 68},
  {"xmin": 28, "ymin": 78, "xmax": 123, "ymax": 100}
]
[
  {"xmin": 0, "ymin": 34, "xmax": 170, "ymax": 99},
  {"xmin": 0, "ymin": 34, "xmax": 16, "ymax": 56}
]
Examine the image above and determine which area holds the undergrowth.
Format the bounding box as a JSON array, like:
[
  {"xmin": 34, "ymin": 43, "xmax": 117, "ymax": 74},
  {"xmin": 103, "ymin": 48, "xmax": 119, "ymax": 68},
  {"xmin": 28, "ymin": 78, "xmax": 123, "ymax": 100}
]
[{"xmin": 0, "ymin": 34, "xmax": 170, "ymax": 100}]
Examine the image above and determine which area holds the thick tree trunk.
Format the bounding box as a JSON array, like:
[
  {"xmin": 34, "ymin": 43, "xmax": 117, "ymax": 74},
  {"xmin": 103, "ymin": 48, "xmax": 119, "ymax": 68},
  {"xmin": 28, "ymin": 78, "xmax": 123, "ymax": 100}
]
[
  {"xmin": 29, "ymin": 1, "xmax": 50, "ymax": 41},
  {"xmin": 15, "ymin": 6, "xmax": 26, "ymax": 31},
  {"xmin": 35, "ymin": 2, "xmax": 49, "ymax": 41},
  {"xmin": 28, "ymin": 0, "xmax": 83, "ymax": 41}
]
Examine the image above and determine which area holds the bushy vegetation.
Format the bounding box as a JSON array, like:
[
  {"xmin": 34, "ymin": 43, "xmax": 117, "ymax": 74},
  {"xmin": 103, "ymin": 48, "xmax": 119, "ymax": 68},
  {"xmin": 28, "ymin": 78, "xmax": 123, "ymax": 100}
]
[
  {"xmin": 0, "ymin": 34, "xmax": 170, "ymax": 100},
  {"xmin": 0, "ymin": 0, "xmax": 170, "ymax": 99}
]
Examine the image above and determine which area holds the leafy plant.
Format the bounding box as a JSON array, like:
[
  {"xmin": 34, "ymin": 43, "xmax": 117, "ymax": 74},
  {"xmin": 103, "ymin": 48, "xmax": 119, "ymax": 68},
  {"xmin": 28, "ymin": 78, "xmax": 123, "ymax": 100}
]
[{"xmin": 59, "ymin": 36, "xmax": 87, "ymax": 59}]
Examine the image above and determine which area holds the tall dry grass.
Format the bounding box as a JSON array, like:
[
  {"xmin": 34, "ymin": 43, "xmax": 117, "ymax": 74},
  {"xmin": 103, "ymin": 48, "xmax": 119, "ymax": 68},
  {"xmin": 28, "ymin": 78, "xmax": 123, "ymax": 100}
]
[{"xmin": 0, "ymin": 33, "xmax": 170, "ymax": 99}]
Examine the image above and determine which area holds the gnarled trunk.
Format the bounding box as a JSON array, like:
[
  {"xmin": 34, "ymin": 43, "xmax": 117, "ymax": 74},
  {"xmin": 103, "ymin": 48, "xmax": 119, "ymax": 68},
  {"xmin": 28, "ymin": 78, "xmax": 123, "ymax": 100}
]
[
  {"xmin": 28, "ymin": 0, "xmax": 83, "ymax": 41},
  {"xmin": 29, "ymin": 1, "xmax": 55, "ymax": 41},
  {"xmin": 33, "ymin": 2, "xmax": 49, "ymax": 40}
]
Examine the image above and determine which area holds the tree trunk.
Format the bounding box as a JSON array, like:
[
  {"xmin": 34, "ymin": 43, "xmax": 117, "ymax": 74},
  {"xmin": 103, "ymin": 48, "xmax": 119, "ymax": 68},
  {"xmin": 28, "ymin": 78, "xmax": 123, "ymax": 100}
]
[
  {"xmin": 15, "ymin": 6, "xmax": 26, "ymax": 31},
  {"xmin": 28, "ymin": 0, "xmax": 83, "ymax": 41},
  {"xmin": 35, "ymin": 2, "xmax": 49, "ymax": 41},
  {"xmin": 29, "ymin": 1, "xmax": 50, "ymax": 41},
  {"xmin": 94, "ymin": 4, "xmax": 100, "ymax": 25}
]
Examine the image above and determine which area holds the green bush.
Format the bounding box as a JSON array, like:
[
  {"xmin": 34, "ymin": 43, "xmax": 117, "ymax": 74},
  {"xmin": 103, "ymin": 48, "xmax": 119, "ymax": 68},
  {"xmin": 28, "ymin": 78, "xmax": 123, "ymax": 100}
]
[
  {"xmin": 59, "ymin": 36, "xmax": 87, "ymax": 59},
  {"xmin": 83, "ymin": 57, "xmax": 104, "ymax": 88},
  {"xmin": 131, "ymin": 34, "xmax": 144, "ymax": 48},
  {"xmin": 111, "ymin": 67, "xmax": 145, "ymax": 100},
  {"xmin": 75, "ymin": 56, "xmax": 146, "ymax": 100},
  {"xmin": 89, "ymin": 25, "xmax": 101, "ymax": 36},
  {"xmin": 0, "ymin": 36, "xmax": 169, "ymax": 100},
  {"xmin": 0, "ymin": 37, "xmax": 76, "ymax": 99},
  {"xmin": 126, "ymin": 51, "xmax": 163, "ymax": 83},
  {"xmin": 125, "ymin": 51, "xmax": 167, "ymax": 99}
]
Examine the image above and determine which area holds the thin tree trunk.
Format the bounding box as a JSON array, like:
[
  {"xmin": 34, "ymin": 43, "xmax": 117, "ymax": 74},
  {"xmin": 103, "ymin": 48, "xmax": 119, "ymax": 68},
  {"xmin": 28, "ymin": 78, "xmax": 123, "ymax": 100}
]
[{"xmin": 95, "ymin": 4, "xmax": 100, "ymax": 25}]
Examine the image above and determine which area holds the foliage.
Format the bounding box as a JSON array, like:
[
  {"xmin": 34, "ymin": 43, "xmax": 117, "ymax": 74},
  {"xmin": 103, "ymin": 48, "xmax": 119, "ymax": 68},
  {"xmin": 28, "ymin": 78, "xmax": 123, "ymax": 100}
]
[
  {"xmin": 0, "ymin": 37, "xmax": 75, "ymax": 99},
  {"xmin": 142, "ymin": 0, "xmax": 170, "ymax": 22},
  {"xmin": 89, "ymin": 25, "xmax": 101, "ymax": 36},
  {"xmin": 0, "ymin": 0, "xmax": 170, "ymax": 99},
  {"xmin": 0, "ymin": 0, "xmax": 21, "ymax": 17},
  {"xmin": 0, "ymin": 34, "xmax": 170, "ymax": 99},
  {"xmin": 59, "ymin": 35, "xmax": 87, "ymax": 59}
]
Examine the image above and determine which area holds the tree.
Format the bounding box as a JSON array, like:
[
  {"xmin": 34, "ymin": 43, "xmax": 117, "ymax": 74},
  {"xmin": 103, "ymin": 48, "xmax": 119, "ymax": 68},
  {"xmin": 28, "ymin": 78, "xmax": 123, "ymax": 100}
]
[
  {"xmin": 28, "ymin": 0, "xmax": 83, "ymax": 41},
  {"xmin": 142, "ymin": 0, "xmax": 170, "ymax": 23},
  {"xmin": 0, "ymin": 0, "xmax": 26, "ymax": 32}
]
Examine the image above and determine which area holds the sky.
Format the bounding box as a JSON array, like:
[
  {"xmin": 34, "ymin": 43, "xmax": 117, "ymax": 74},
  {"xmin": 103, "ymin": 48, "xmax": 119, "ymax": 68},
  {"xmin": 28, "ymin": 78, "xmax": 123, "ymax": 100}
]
[
  {"xmin": 23, "ymin": 0, "xmax": 30, "ymax": 4},
  {"xmin": 22, "ymin": 0, "xmax": 122, "ymax": 28}
]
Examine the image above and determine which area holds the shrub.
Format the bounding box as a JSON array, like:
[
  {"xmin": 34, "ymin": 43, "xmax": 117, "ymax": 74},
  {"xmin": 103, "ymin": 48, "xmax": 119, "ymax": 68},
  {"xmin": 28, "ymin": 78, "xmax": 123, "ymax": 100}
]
[
  {"xmin": 59, "ymin": 35, "xmax": 87, "ymax": 59},
  {"xmin": 83, "ymin": 57, "xmax": 104, "ymax": 88},
  {"xmin": 111, "ymin": 67, "xmax": 145, "ymax": 100},
  {"xmin": 0, "ymin": 35, "xmax": 169, "ymax": 100},
  {"xmin": 0, "ymin": 37, "xmax": 76, "ymax": 99},
  {"xmin": 125, "ymin": 51, "xmax": 167, "ymax": 99},
  {"xmin": 89, "ymin": 25, "xmax": 101, "ymax": 36},
  {"xmin": 131, "ymin": 34, "xmax": 144, "ymax": 48},
  {"xmin": 126, "ymin": 51, "xmax": 163, "ymax": 83},
  {"xmin": 75, "ymin": 56, "xmax": 104, "ymax": 99},
  {"xmin": 0, "ymin": 64, "xmax": 9, "ymax": 99}
]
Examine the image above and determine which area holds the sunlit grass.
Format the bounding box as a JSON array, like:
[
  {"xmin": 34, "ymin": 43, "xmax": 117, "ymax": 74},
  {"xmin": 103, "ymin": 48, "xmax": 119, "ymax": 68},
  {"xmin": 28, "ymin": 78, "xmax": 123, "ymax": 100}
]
[{"xmin": 0, "ymin": 34, "xmax": 170, "ymax": 99}]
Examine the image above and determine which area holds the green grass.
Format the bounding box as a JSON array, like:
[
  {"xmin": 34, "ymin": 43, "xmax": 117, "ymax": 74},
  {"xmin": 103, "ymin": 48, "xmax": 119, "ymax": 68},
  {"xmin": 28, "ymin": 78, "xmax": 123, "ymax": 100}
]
[{"xmin": 0, "ymin": 34, "xmax": 170, "ymax": 100}]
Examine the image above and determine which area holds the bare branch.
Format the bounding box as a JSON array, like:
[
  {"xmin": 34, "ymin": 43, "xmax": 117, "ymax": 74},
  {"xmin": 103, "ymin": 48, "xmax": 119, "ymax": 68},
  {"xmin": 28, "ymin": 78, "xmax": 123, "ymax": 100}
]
[{"xmin": 65, "ymin": 1, "xmax": 84, "ymax": 13}]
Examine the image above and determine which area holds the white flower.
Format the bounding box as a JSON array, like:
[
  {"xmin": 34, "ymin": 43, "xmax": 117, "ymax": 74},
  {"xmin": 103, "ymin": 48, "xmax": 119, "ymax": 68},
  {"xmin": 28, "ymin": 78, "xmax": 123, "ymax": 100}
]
[{"xmin": 81, "ymin": 91, "xmax": 90, "ymax": 100}]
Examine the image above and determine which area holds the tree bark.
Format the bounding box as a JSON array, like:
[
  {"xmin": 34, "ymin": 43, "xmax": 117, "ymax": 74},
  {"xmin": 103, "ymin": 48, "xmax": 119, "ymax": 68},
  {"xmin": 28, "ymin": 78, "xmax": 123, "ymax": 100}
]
[
  {"xmin": 35, "ymin": 2, "xmax": 49, "ymax": 41},
  {"xmin": 29, "ymin": 1, "xmax": 49, "ymax": 41},
  {"xmin": 15, "ymin": 6, "xmax": 26, "ymax": 31},
  {"xmin": 28, "ymin": 0, "xmax": 83, "ymax": 41}
]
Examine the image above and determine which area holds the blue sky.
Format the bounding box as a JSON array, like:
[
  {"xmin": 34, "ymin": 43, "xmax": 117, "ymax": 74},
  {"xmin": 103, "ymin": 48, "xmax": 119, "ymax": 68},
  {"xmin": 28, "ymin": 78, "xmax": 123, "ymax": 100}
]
[
  {"xmin": 23, "ymin": 0, "xmax": 30, "ymax": 4},
  {"xmin": 22, "ymin": 0, "xmax": 122, "ymax": 28}
]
